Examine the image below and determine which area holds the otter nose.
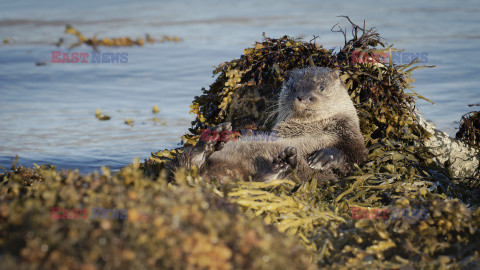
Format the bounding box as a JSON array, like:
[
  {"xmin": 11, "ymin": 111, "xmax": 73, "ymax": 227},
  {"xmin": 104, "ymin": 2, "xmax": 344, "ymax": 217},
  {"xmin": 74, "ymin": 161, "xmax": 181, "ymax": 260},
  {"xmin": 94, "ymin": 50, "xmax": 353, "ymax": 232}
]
[{"xmin": 296, "ymin": 94, "xmax": 316, "ymax": 104}]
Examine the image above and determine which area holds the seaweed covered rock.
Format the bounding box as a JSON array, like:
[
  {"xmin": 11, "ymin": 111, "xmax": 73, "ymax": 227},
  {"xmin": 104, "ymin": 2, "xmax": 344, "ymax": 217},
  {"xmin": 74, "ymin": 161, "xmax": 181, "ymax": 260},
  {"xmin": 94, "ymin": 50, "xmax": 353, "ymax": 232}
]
[
  {"xmin": 0, "ymin": 162, "xmax": 314, "ymax": 269},
  {"xmin": 2, "ymin": 158, "xmax": 480, "ymax": 268},
  {"xmin": 223, "ymin": 176, "xmax": 480, "ymax": 268},
  {"xmin": 140, "ymin": 18, "xmax": 480, "ymax": 268},
  {"xmin": 417, "ymin": 110, "xmax": 480, "ymax": 180},
  {"xmin": 147, "ymin": 19, "xmax": 434, "ymax": 177},
  {"xmin": 146, "ymin": 18, "xmax": 478, "ymax": 181},
  {"xmin": 149, "ymin": 25, "xmax": 399, "ymax": 172},
  {"xmin": 184, "ymin": 25, "xmax": 431, "ymax": 144}
]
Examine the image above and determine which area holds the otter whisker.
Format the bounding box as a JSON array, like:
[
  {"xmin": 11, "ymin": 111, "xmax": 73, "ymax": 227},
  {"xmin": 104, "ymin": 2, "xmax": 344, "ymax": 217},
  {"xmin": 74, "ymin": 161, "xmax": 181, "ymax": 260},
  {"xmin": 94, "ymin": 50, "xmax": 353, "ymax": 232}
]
[{"xmin": 263, "ymin": 103, "xmax": 280, "ymax": 125}]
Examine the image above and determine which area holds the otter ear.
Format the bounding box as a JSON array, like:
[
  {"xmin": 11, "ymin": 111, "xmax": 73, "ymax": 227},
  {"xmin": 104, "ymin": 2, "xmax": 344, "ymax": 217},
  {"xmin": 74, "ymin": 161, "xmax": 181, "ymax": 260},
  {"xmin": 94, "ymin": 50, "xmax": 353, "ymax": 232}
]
[
  {"xmin": 327, "ymin": 69, "xmax": 341, "ymax": 81},
  {"xmin": 330, "ymin": 69, "xmax": 340, "ymax": 78}
]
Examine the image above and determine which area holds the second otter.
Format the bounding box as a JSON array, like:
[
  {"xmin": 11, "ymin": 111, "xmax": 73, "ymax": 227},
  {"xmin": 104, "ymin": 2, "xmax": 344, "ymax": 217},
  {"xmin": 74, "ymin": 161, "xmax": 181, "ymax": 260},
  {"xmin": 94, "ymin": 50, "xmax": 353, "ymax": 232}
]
[{"xmin": 171, "ymin": 67, "xmax": 366, "ymax": 182}]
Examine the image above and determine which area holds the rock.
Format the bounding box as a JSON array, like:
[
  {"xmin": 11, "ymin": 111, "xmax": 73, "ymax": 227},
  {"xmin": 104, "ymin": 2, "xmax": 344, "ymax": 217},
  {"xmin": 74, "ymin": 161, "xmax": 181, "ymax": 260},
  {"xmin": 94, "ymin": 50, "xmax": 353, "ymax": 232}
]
[{"xmin": 414, "ymin": 109, "xmax": 480, "ymax": 179}]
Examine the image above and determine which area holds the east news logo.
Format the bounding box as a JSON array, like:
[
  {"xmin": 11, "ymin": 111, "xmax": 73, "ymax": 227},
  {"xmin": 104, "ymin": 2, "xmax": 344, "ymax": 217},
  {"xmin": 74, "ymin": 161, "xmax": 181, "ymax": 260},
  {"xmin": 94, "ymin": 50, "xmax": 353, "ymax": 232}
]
[
  {"xmin": 51, "ymin": 51, "xmax": 128, "ymax": 63},
  {"xmin": 200, "ymin": 129, "xmax": 279, "ymax": 142},
  {"xmin": 51, "ymin": 207, "xmax": 128, "ymax": 219},
  {"xmin": 351, "ymin": 50, "xmax": 428, "ymax": 64}
]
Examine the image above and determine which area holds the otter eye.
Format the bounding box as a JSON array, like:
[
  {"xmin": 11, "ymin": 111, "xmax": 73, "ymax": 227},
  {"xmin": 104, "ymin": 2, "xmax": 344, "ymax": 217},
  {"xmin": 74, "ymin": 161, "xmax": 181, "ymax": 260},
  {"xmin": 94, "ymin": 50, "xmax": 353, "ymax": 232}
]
[{"xmin": 319, "ymin": 86, "xmax": 325, "ymax": 91}]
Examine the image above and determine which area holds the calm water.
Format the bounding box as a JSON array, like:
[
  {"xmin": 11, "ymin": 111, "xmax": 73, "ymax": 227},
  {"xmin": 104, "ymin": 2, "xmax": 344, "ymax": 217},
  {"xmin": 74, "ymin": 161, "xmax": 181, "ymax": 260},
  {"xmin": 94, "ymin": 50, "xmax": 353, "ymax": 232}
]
[{"xmin": 1, "ymin": 0, "xmax": 479, "ymax": 173}]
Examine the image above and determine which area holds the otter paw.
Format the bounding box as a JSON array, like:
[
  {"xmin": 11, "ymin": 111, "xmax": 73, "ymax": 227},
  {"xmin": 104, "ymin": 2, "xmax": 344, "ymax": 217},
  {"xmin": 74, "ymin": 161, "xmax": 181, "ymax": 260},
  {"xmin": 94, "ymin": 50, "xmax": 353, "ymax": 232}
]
[
  {"xmin": 197, "ymin": 122, "xmax": 233, "ymax": 154},
  {"xmin": 272, "ymin": 147, "xmax": 298, "ymax": 174},
  {"xmin": 307, "ymin": 148, "xmax": 346, "ymax": 171}
]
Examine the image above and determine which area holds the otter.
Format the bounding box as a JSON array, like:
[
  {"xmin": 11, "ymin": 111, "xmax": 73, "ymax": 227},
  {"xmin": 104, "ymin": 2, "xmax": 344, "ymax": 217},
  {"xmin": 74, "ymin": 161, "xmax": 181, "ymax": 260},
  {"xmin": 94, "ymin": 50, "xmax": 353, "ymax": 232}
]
[{"xmin": 170, "ymin": 67, "xmax": 366, "ymax": 183}]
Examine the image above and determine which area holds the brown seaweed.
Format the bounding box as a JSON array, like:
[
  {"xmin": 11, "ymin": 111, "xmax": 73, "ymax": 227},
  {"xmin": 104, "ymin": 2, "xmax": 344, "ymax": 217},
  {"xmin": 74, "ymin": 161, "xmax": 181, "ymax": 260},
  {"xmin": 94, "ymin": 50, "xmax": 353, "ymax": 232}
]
[
  {"xmin": 456, "ymin": 108, "xmax": 480, "ymax": 149},
  {"xmin": 64, "ymin": 25, "xmax": 181, "ymax": 50}
]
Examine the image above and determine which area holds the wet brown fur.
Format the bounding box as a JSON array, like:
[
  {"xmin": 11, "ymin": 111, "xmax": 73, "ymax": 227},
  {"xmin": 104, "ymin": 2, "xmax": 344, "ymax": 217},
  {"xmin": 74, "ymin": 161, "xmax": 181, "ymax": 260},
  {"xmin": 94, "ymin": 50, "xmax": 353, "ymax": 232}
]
[{"xmin": 170, "ymin": 67, "xmax": 366, "ymax": 183}]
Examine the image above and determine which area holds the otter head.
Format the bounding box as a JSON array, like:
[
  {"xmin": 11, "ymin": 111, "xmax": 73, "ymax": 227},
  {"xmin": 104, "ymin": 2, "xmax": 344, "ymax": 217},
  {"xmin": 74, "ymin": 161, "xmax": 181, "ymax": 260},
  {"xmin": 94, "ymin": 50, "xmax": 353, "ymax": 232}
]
[{"xmin": 276, "ymin": 67, "xmax": 354, "ymax": 124}]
